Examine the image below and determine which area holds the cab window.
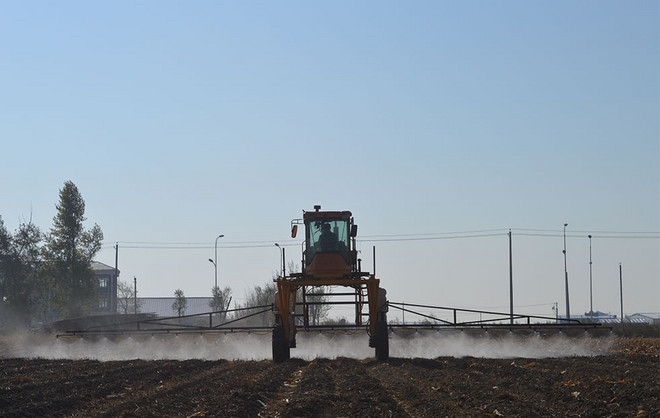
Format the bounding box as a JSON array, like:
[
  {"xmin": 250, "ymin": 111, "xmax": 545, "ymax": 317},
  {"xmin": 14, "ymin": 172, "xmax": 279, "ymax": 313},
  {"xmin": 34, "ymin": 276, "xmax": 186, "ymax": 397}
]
[{"xmin": 307, "ymin": 219, "xmax": 349, "ymax": 260}]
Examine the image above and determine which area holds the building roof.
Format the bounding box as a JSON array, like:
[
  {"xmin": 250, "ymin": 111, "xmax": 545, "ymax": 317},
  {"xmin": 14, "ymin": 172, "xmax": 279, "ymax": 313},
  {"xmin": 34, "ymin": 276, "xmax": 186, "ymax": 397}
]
[
  {"xmin": 137, "ymin": 297, "xmax": 214, "ymax": 317},
  {"xmin": 92, "ymin": 261, "xmax": 118, "ymax": 273}
]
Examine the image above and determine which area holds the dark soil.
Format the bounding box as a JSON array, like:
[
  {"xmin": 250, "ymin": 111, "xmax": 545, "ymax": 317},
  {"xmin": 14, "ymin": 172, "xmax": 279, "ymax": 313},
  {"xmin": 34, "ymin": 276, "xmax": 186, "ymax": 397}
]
[{"xmin": 0, "ymin": 338, "xmax": 657, "ymax": 417}]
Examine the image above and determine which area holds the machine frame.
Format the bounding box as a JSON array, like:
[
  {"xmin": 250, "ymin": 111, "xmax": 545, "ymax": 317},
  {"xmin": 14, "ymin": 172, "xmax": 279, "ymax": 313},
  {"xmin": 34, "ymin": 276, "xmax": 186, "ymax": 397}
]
[{"xmin": 272, "ymin": 205, "xmax": 389, "ymax": 362}]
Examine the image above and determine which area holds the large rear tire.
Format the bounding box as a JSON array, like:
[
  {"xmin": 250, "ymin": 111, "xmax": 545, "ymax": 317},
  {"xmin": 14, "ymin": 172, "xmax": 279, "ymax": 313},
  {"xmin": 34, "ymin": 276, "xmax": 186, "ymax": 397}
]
[
  {"xmin": 272, "ymin": 324, "xmax": 290, "ymax": 363},
  {"xmin": 374, "ymin": 320, "xmax": 389, "ymax": 362}
]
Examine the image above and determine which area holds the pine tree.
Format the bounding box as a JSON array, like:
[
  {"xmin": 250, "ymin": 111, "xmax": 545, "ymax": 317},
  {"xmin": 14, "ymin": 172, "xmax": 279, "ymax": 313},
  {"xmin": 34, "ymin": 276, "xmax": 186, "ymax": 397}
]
[{"xmin": 44, "ymin": 181, "xmax": 103, "ymax": 318}]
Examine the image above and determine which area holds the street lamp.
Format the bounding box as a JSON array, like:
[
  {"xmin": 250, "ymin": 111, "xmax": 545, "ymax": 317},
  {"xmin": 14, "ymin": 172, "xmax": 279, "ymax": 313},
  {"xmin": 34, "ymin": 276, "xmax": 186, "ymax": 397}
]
[
  {"xmin": 209, "ymin": 234, "xmax": 224, "ymax": 289},
  {"xmin": 588, "ymin": 234, "xmax": 593, "ymax": 318},
  {"xmin": 274, "ymin": 243, "xmax": 285, "ymax": 278},
  {"xmin": 133, "ymin": 276, "xmax": 138, "ymax": 315},
  {"xmin": 563, "ymin": 223, "xmax": 570, "ymax": 321}
]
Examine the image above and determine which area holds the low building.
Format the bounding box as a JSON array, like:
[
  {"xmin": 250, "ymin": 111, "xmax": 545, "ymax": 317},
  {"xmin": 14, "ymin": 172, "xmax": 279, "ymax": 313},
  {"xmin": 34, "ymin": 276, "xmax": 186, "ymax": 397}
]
[{"xmin": 628, "ymin": 313, "xmax": 660, "ymax": 326}]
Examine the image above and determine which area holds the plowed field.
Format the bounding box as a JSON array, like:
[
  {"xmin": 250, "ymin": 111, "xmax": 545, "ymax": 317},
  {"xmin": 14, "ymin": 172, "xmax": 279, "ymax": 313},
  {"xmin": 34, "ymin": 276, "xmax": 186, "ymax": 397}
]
[{"xmin": 1, "ymin": 337, "xmax": 657, "ymax": 417}]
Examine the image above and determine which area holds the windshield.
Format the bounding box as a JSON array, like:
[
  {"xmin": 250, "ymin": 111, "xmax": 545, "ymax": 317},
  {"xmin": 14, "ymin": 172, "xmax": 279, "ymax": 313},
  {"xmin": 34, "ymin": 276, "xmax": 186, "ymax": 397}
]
[{"xmin": 307, "ymin": 218, "xmax": 349, "ymax": 261}]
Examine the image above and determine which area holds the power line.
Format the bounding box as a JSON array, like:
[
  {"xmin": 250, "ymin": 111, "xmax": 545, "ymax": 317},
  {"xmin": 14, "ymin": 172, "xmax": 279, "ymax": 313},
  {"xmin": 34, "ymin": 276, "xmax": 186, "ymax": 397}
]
[
  {"xmin": 362, "ymin": 228, "xmax": 507, "ymax": 238},
  {"xmin": 101, "ymin": 228, "xmax": 659, "ymax": 250},
  {"xmin": 101, "ymin": 240, "xmax": 302, "ymax": 250},
  {"xmin": 513, "ymin": 227, "xmax": 659, "ymax": 235},
  {"xmin": 513, "ymin": 232, "xmax": 660, "ymax": 239},
  {"xmin": 358, "ymin": 232, "xmax": 506, "ymax": 243}
]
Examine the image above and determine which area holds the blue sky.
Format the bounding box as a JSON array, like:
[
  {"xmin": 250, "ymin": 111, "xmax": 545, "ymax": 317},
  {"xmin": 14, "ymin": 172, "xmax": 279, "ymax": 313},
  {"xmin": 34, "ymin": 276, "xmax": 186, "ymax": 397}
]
[{"xmin": 2, "ymin": 1, "xmax": 658, "ymax": 319}]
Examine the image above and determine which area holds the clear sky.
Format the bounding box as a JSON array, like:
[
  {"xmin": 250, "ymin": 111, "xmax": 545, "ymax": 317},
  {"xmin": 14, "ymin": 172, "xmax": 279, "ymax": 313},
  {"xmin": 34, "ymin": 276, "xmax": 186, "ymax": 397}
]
[{"xmin": 2, "ymin": 1, "xmax": 658, "ymax": 320}]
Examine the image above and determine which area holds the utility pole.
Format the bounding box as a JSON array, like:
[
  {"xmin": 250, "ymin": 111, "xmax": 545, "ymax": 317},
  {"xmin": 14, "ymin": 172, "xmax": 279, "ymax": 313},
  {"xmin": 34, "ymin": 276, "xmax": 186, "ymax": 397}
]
[
  {"xmin": 619, "ymin": 263, "xmax": 624, "ymax": 324},
  {"xmin": 563, "ymin": 223, "xmax": 570, "ymax": 322},
  {"xmin": 509, "ymin": 229, "xmax": 513, "ymax": 325},
  {"xmin": 114, "ymin": 243, "xmax": 119, "ymax": 314},
  {"xmin": 588, "ymin": 235, "xmax": 593, "ymax": 318}
]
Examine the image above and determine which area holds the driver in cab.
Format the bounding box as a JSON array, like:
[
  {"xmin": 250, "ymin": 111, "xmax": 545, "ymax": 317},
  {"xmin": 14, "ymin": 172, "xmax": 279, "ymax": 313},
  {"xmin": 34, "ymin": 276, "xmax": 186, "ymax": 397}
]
[{"xmin": 319, "ymin": 223, "xmax": 338, "ymax": 251}]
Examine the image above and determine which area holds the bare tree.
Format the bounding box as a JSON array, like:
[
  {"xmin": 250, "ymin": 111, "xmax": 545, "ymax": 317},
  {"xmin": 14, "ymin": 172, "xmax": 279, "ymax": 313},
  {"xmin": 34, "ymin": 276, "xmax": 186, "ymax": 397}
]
[
  {"xmin": 209, "ymin": 285, "xmax": 232, "ymax": 323},
  {"xmin": 209, "ymin": 286, "xmax": 231, "ymax": 311},
  {"xmin": 306, "ymin": 285, "xmax": 331, "ymax": 326},
  {"xmin": 172, "ymin": 289, "xmax": 187, "ymax": 317},
  {"xmin": 117, "ymin": 281, "xmax": 141, "ymax": 314},
  {"xmin": 237, "ymin": 282, "xmax": 277, "ymax": 326}
]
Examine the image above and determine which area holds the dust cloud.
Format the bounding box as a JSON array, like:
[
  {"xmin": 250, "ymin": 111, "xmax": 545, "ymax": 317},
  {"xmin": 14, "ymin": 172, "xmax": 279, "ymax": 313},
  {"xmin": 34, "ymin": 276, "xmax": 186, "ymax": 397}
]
[{"xmin": 0, "ymin": 330, "xmax": 614, "ymax": 361}]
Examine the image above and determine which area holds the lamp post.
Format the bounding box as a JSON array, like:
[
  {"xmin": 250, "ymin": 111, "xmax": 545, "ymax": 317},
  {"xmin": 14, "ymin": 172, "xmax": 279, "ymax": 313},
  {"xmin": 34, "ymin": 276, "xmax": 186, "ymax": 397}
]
[
  {"xmin": 208, "ymin": 234, "xmax": 224, "ymax": 289},
  {"xmin": 133, "ymin": 276, "xmax": 137, "ymax": 315},
  {"xmin": 563, "ymin": 223, "xmax": 570, "ymax": 321},
  {"xmin": 588, "ymin": 234, "xmax": 593, "ymax": 318},
  {"xmin": 274, "ymin": 243, "xmax": 285, "ymax": 278}
]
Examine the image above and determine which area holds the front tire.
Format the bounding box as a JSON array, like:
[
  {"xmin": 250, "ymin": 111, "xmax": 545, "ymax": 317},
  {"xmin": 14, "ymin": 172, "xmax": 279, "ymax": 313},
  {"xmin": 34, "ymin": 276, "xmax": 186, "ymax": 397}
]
[
  {"xmin": 272, "ymin": 324, "xmax": 290, "ymax": 363},
  {"xmin": 374, "ymin": 320, "xmax": 389, "ymax": 362}
]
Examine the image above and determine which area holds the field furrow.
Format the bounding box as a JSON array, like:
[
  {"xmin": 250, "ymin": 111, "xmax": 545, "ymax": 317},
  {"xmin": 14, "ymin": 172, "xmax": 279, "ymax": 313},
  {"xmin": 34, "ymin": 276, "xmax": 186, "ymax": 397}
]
[{"xmin": 0, "ymin": 338, "xmax": 656, "ymax": 417}]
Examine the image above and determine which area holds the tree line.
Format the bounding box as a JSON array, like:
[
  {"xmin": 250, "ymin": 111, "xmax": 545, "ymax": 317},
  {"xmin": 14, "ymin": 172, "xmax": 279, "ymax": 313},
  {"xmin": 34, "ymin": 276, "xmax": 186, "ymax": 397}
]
[
  {"xmin": 0, "ymin": 181, "xmax": 103, "ymax": 330},
  {"xmin": 1, "ymin": 182, "xmax": 333, "ymax": 331}
]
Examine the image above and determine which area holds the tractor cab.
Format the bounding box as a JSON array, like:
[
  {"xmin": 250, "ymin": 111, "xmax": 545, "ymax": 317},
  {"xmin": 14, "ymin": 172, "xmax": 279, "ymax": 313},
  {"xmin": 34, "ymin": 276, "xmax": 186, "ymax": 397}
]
[{"xmin": 291, "ymin": 205, "xmax": 358, "ymax": 278}]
